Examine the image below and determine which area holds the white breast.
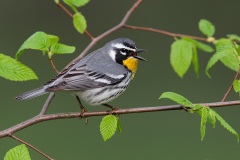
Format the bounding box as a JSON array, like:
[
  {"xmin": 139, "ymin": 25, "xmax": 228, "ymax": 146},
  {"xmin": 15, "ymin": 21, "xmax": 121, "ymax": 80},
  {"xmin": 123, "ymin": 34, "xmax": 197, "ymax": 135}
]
[{"xmin": 76, "ymin": 72, "xmax": 132, "ymax": 105}]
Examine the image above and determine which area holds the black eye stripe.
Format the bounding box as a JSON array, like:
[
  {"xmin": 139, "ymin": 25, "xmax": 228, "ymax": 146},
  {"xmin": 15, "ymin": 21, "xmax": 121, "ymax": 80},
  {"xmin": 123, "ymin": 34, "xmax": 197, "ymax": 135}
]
[{"xmin": 113, "ymin": 48, "xmax": 128, "ymax": 64}]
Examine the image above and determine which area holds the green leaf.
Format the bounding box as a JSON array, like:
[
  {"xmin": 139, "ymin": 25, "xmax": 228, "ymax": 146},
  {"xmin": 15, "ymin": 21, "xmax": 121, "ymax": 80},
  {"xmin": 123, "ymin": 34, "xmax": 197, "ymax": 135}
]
[
  {"xmin": 50, "ymin": 43, "xmax": 75, "ymax": 54},
  {"xmin": 194, "ymin": 105, "xmax": 215, "ymax": 123},
  {"xmin": 0, "ymin": 53, "xmax": 37, "ymax": 81},
  {"xmin": 73, "ymin": 12, "xmax": 87, "ymax": 34},
  {"xmin": 233, "ymin": 79, "xmax": 240, "ymax": 92},
  {"xmin": 195, "ymin": 41, "xmax": 214, "ymax": 52},
  {"xmin": 206, "ymin": 39, "xmax": 239, "ymax": 77},
  {"xmin": 217, "ymin": 39, "xmax": 239, "ymax": 72},
  {"xmin": 100, "ymin": 115, "xmax": 118, "ymax": 141},
  {"xmin": 181, "ymin": 37, "xmax": 199, "ymax": 77},
  {"xmin": 211, "ymin": 110, "xmax": 239, "ymax": 141},
  {"xmin": 16, "ymin": 31, "xmax": 75, "ymax": 59},
  {"xmin": 170, "ymin": 39, "xmax": 193, "ymax": 78},
  {"xmin": 47, "ymin": 35, "xmax": 59, "ymax": 46},
  {"xmin": 205, "ymin": 51, "xmax": 229, "ymax": 78},
  {"xmin": 236, "ymin": 45, "xmax": 240, "ymax": 56},
  {"xmin": 183, "ymin": 37, "xmax": 214, "ymax": 53},
  {"xmin": 200, "ymin": 107, "xmax": 208, "ymax": 141},
  {"xmin": 159, "ymin": 92, "xmax": 194, "ymax": 108},
  {"xmin": 207, "ymin": 108, "xmax": 216, "ymax": 128},
  {"xmin": 117, "ymin": 118, "xmax": 122, "ymax": 132},
  {"xmin": 227, "ymin": 34, "xmax": 240, "ymax": 42},
  {"xmin": 16, "ymin": 32, "xmax": 51, "ymax": 59},
  {"xmin": 4, "ymin": 144, "xmax": 31, "ymax": 160},
  {"xmin": 192, "ymin": 46, "xmax": 199, "ymax": 77},
  {"xmin": 63, "ymin": 0, "xmax": 90, "ymax": 7},
  {"xmin": 199, "ymin": 19, "xmax": 215, "ymax": 37},
  {"xmin": 63, "ymin": 0, "xmax": 78, "ymax": 12},
  {"xmin": 220, "ymin": 52, "xmax": 239, "ymax": 72},
  {"xmin": 192, "ymin": 104, "xmax": 203, "ymax": 113}
]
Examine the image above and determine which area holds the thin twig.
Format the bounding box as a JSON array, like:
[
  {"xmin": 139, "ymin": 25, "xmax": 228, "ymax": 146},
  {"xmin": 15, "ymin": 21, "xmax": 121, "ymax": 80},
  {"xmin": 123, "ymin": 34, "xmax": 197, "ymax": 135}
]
[
  {"xmin": 124, "ymin": 25, "xmax": 207, "ymax": 42},
  {"xmin": 49, "ymin": 58, "xmax": 59, "ymax": 74},
  {"xmin": 221, "ymin": 70, "xmax": 240, "ymax": 102},
  {"xmin": 1, "ymin": 100, "xmax": 240, "ymax": 139},
  {"xmin": 56, "ymin": 2, "xmax": 94, "ymax": 40},
  {"xmin": 66, "ymin": 0, "xmax": 143, "ymax": 67},
  {"xmin": 10, "ymin": 135, "xmax": 54, "ymax": 160},
  {"xmin": 84, "ymin": 30, "xmax": 94, "ymax": 40},
  {"xmin": 57, "ymin": 3, "xmax": 73, "ymax": 18},
  {"xmin": 39, "ymin": 93, "xmax": 55, "ymax": 116}
]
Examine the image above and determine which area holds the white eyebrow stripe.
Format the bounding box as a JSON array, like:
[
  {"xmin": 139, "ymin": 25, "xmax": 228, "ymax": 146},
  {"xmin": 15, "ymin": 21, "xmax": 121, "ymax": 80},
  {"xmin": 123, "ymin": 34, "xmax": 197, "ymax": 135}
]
[{"xmin": 111, "ymin": 43, "xmax": 136, "ymax": 51}]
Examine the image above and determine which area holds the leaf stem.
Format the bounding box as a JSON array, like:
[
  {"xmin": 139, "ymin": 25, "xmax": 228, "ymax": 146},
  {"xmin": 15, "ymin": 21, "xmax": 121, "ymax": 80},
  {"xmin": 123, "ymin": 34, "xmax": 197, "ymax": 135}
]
[{"xmin": 49, "ymin": 58, "xmax": 59, "ymax": 74}]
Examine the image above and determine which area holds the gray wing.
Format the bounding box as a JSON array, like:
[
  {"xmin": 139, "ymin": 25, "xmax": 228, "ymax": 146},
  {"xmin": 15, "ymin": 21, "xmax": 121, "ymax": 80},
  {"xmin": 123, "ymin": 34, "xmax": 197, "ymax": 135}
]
[{"xmin": 45, "ymin": 64, "xmax": 127, "ymax": 91}]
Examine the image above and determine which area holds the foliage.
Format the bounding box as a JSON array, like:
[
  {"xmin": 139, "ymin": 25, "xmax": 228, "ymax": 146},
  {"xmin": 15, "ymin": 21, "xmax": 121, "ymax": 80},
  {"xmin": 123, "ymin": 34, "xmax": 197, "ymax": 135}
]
[
  {"xmin": 206, "ymin": 39, "xmax": 239, "ymax": 77},
  {"xmin": 159, "ymin": 92, "xmax": 239, "ymax": 141},
  {"xmin": 73, "ymin": 12, "xmax": 87, "ymax": 34},
  {"xmin": 16, "ymin": 31, "xmax": 75, "ymax": 59},
  {"xmin": 170, "ymin": 39, "xmax": 193, "ymax": 78},
  {"xmin": 60, "ymin": 0, "xmax": 89, "ymax": 33},
  {"xmin": 170, "ymin": 19, "xmax": 240, "ymax": 78},
  {"xmin": 199, "ymin": 19, "xmax": 215, "ymax": 37},
  {"xmin": 4, "ymin": 144, "xmax": 31, "ymax": 160},
  {"xmin": 1, "ymin": 0, "xmax": 240, "ymax": 159},
  {"xmin": 233, "ymin": 79, "xmax": 240, "ymax": 92},
  {"xmin": 0, "ymin": 53, "xmax": 37, "ymax": 81},
  {"xmin": 100, "ymin": 115, "xmax": 122, "ymax": 141}
]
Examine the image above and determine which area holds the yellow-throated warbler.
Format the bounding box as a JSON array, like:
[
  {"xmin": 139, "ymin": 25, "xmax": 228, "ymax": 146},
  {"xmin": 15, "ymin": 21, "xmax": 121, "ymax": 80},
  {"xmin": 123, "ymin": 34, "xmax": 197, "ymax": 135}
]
[{"xmin": 16, "ymin": 38, "xmax": 146, "ymax": 106}]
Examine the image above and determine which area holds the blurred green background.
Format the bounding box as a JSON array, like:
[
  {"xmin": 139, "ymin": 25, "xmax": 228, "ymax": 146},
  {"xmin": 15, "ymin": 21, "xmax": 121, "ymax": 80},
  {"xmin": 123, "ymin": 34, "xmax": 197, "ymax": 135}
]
[{"xmin": 1, "ymin": 0, "xmax": 240, "ymax": 159}]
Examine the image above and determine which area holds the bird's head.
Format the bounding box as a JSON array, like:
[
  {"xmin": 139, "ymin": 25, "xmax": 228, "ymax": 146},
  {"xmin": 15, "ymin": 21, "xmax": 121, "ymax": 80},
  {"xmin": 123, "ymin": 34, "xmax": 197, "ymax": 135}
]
[{"xmin": 107, "ymin": 38, "xmax": 146, "ymax": 77}]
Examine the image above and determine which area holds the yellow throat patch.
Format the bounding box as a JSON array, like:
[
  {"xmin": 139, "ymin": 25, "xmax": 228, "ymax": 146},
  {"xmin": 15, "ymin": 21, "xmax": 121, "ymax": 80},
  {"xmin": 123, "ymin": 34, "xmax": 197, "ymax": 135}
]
[{"xmin": 123, "ymin": 57, "xmax": 138, "ymax": 79}]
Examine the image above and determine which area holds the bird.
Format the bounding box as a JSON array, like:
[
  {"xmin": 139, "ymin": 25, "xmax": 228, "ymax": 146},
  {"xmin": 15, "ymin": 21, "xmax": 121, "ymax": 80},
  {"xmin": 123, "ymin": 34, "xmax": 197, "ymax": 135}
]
[{"xmin": 15, "ymin": 38, "xmax": 146, "ymax": 111}]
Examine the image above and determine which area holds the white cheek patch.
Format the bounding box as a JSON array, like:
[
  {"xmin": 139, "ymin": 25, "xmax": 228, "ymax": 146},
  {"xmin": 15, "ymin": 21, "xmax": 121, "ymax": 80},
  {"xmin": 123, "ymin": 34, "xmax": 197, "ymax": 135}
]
[
  {"xmin": 108, "ymin": 49, "xmax": 116, "ymax": 62},
  {"xmin": 112, "ymin": 43, "xmax": 136, "ymax": 52}
]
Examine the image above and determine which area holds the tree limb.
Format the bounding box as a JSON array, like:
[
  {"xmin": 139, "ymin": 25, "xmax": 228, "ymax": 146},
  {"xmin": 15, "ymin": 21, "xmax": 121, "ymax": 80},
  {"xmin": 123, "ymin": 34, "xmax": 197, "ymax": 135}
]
[{"xmin": 1, "ymin": 100, "xmax": 240, "ymax": 139}]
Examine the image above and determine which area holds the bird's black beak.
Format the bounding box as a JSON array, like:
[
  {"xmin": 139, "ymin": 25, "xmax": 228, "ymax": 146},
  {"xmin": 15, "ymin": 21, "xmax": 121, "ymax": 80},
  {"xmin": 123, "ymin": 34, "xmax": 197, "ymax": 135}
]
[{"xmin": 134, "ymin": 49, "xmax": 147, "ymax": 61}]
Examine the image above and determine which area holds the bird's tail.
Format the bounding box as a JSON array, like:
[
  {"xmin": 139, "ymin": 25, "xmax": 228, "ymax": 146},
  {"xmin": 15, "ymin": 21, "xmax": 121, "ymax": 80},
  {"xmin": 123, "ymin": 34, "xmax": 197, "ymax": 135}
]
[{"xmin": 15, "ymin": 87, "xmax": 48, "ymax": 101}]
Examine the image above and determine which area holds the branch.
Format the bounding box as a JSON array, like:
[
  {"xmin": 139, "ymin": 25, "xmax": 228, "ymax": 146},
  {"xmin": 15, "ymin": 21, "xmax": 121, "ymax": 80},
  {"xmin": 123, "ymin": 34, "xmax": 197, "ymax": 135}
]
[
  {"xmin": 10, "ymin": 135, "xmax": 54, "ymax": 160},
  {"xmin": 66, "ymin": 0, "xmax": 143, "ymax": 67},
  {"xmin": 39, "ymin": 92, "xmax": 55, "ymax": 116},
  {"xmin": 221, "ymin": 69, "xmax": 240, "ymax": 102},
  {"xmin": 124, "ymin": 25, "xmax": 207, "ymax": 42},
  {"xmin": 56, "ymin": 2, "xmax": 94, "ymax": 40},
  {"xmin": 1, "ymin": 100, "xmax": 240, "ymax": 139}
]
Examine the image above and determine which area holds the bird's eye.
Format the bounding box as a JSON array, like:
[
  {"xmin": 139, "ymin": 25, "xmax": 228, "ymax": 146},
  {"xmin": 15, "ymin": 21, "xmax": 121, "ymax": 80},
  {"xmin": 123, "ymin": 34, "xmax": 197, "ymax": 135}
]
[
  {"xmin": 120, "ymin": 49, "xmax": 131, "ymax": 55},
  {"xmin": 120, "ymin": 49, "xmax": 127, "ymax": 53}
]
